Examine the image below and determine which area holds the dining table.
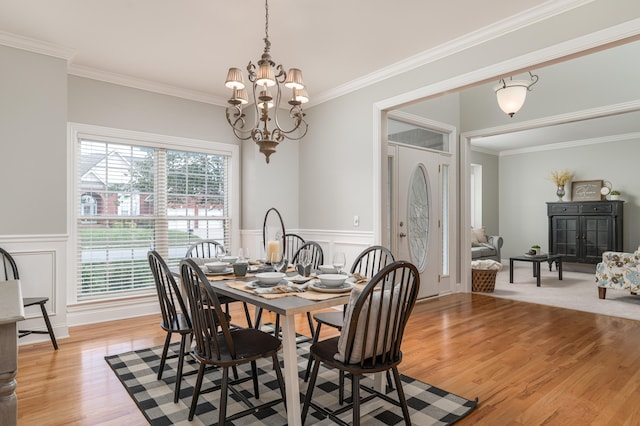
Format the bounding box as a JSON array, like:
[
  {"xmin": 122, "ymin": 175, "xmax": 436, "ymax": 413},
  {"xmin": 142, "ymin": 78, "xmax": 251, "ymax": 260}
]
[{"xmin": 177, "ymin": 265, "xmax": 358, "ymax": 426}]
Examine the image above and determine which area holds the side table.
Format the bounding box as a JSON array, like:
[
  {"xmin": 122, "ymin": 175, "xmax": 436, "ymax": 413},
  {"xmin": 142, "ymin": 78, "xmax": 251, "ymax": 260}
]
[{"xmin": 509, "ymin": 254, "xmax": 563, "ymax": 287}]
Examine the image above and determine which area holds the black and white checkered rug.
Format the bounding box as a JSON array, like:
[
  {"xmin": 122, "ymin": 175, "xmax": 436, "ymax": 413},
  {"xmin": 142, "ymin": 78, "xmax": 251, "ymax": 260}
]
[{"xmin": 106, "ymin": 332, "xmax": 477, "ymax": 425}]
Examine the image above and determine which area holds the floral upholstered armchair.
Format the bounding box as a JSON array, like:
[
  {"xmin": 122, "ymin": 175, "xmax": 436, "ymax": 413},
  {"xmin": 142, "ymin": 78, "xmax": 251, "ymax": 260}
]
[{"xmin": 595, "ymin": 247, "xmax": 640, "ymax": 299}]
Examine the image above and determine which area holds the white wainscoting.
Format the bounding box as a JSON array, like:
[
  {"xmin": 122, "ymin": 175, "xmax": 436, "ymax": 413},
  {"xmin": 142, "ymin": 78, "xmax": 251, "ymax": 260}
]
[
  {"xmin": 0, "ymin": 234, "xmax": 69, "ymax": 345},
  {"xmin": 240, "ymin": 229, "xmax": 375, "ymax": 268},
  {"xmin": 3, "ymin": 230, "xmax": 376, "ymax": 345}
]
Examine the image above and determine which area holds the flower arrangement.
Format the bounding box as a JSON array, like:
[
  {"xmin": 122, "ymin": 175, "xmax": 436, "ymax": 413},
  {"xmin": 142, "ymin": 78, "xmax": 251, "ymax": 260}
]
[{"xmin": 549, "ymin": 170, "xmax": 573, "ymax": 186}]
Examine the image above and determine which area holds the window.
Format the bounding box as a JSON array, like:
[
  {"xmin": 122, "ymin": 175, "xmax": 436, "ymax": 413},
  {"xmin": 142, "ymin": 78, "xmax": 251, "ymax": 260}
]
[
  {"xmin": 470, "ymin": 163, "xmax": 483, "ymax": 228},
  {"xmin": 70, "ymin": 124, "xmax": 238, "ymax": 302}
]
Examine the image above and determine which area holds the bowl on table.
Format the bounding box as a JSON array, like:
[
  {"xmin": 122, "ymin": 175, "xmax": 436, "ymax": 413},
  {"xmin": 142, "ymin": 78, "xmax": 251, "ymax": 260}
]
[
  {"xmin": 221, "ymin": 256, "xmax": 238, "ymax": 264},
  {"xmin": 318, "ymin": 274, "xmax": 348, "ymax": 288},
  {"xmin": 256, "ymin": 272, "xmax": 286, "ymax": 286},
  {"xmin": 318, "ymin": 265, "xmax": 338, "ymax": 274},
  {"xmin": 205, "ymin": 261, "xmax": 230, "ymax": 273}
]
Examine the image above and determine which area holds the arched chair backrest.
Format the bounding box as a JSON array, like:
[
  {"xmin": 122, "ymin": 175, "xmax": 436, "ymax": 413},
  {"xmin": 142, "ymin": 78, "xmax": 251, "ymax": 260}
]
[
  {"xmin": 292, "ymin": 241, "xmax": 324, "ymax": 270},
  {"xmin": 180, "ymin": 258, "xmax": 235, "ymax": 362},
  {"xmin": 350, "ymin": 245, "xmax": 395, "ymax": 278},
  {"xmin": 148, "ymin": 250, "xmax": 192, "ymax": 331},
  {"xmin": 285, "ymin": 233, "xmax": 305, "ymax": 261},
  {"xmin": 0, "ymin": 247, "xmax": 19, "ymax": 280},
  {"xmin": 262, "ymin": 207, "xmax": 286, "ymax": 260},
  {"xmin": 337, "ymin": 261, "xmax": 420, "ymax": 368},
  {"xmin": 185, "ymin": 240, "xmax": 225, "ymax": 259}
]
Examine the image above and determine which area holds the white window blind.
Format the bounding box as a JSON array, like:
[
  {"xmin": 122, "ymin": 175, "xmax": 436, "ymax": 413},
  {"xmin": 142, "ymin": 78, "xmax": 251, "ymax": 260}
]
[{"xmin": 76, "ymin": 138, "xmax": 230, "ymax": 302}]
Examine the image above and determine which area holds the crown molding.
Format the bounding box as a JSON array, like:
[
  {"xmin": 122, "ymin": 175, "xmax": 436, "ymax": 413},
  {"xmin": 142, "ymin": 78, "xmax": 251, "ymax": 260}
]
[
  {"xmin": 313, "ymin": 0, "xmax": 593, "ymax": 105},
  {"xmin": 497, "ymin": 131, "xmax": 640, "ymax": 157},
  {"xmin": 0, "ymin": 30, "xmax": 76, "ymax": 61},
  {"xmin": 67, "ymin": 64, "xmax": 228, "ymax": 106}
]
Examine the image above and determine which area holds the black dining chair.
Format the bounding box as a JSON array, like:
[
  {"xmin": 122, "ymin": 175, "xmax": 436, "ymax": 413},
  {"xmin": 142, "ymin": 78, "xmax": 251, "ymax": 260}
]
[
  {"xmin": 255, "ymin": 241, "xmax": 324, "ymax": 338},
  {"xmin": 148, "ymin": 250, "xmax": 193, "ymax": 403},
  {"xmin": 285, "ymin": 233, "xmax": 305, "ymax": 263},
  {"xmin": 186, "ymin": 240, "xmax": 253, "ymax": 328},
  {"xmin": 302, "ymin": 261, "xmax": 420, "ymax": 426},
  {"xmin": 185, "ymin": 239, "xmax": 225, "ymax": 259},
  {"xmin": 1, "ymin": 247, "xmax": 58, "ymax": 350},
  {"xmin": 180, "ymin": 258, "xmax": 287, "ymax": 423},
  {"xmin": 304, "ymin": 245, "xmax": 395, "ymax": 395}
]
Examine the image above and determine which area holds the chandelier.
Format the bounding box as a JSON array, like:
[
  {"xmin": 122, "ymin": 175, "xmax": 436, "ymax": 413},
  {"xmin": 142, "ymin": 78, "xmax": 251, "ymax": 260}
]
[
  {"xmin": 224, "ymin": 0, "xmax": 309, "ymax": 164},
  {"xmin": 493, "ymin": 71, "xmax": 539, "ymax": 117}
]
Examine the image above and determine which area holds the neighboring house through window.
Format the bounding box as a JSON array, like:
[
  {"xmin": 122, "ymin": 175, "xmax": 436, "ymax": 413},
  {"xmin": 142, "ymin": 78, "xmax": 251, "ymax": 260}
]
[{"xmin": 70, "ymin": 123, "xmax": 239, "ymax": 303}]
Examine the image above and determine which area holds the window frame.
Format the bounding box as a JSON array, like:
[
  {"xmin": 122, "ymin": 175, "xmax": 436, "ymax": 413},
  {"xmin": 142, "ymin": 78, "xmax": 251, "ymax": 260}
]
[{"xmin": 67, "ymin": 122, "xmax": 240, "ymax": 305}]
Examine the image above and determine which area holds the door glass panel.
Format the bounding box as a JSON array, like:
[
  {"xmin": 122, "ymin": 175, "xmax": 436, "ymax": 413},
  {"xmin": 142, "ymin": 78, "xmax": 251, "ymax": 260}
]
[
  {"xmin": 408, "ymin": 165, "xmax": 429, "ymax": 271},
  {"xmin": 441, "ymin": 164, "xmax": 449, "ymax": 276}
]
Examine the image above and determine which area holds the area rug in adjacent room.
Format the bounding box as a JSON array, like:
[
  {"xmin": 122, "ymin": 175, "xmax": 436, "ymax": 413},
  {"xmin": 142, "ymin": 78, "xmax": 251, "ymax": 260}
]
[{"xmin": 106, "ymin": 339, "xmax": 477, "ymax": 425}]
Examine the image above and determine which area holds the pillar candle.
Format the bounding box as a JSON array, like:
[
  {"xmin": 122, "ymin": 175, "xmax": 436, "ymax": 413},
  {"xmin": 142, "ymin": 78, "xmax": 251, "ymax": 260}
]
[{"xmin": 267, "ymin": 240, "xmax": 281, "ymax": 263}]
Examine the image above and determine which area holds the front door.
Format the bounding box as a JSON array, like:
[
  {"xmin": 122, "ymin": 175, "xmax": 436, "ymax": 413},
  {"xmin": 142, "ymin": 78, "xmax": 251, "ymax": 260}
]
[{"xmin": 392, "ymin": 144, "xmax": 450, "ymax": 298}]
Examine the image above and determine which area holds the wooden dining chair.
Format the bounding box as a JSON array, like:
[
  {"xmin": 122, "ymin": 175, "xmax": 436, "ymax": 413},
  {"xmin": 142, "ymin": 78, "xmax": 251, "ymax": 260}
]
[
  {"xmin": 179, "ymin": 258, "xmax": 287, "ymax": 423},
  {"xmin": 285, "ymin": 233, "xmax": 305, "ymax": 263},
  {"xmin": 255, "ymin": 241, "xmax": 324, "ymax": 337},
  {"xmin": 185, "ymin": 239, "xmax": 225, "ymax": 259},
  {"xmin": 302, "ymin": 261, "xmax": 420, "ymax": 426},
  {"xmin": 186, "ymin": 240, "xmax": 253, "ymax": 328},
  {"xmin": 304, "ymin": 245, "xmax": 395, "ymax": 392},
  {"xmin": 1, "ymin": 247, "xmax": 58, "ymax": 350},
  {"xmin": 147, "ymin": 250, "xmax": 193, "ymax": 403}
]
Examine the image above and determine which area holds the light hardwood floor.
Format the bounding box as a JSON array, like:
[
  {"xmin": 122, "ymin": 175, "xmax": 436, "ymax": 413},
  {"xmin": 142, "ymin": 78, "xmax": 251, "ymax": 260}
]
[{"xmin": 17, "ymin": 293, "xmax": 640, "ymax": 425}]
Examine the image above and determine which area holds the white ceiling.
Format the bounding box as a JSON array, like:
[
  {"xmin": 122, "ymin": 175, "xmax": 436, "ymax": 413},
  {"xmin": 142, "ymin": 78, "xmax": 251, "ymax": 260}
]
[
  {"xmin": 1, "ymin": 0, "xmax": 636, "ymax": 152},
  {"xmin": 0, "ymin": 0, "xmax": 550, "ymax": 103}
]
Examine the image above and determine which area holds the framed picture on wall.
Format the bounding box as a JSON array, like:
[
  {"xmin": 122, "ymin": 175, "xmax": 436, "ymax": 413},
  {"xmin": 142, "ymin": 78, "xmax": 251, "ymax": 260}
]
[{"xmin": 571, "ymin": 180, "xmax": 603, "ymax": 201}]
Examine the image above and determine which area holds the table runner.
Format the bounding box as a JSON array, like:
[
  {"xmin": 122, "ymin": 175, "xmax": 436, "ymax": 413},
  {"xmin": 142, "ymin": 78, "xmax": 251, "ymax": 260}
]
[{"xmin": 224, "ymin": 280, "xmax": 365, "ymax": 301}]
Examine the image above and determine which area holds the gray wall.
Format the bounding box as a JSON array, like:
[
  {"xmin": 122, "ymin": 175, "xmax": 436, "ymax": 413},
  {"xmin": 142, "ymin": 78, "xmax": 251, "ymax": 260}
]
[
  {"xmin": 0, "ymin": 46, "xmax": 67, "ymax": 235},
  {"xmin": 0, "ymin": 0, "xmax": 638, "ymax": 248},
  {"xmin": 499, "ymin": 139, "xmax": 640, "ymax": 258},
  {"xmin": 301, "ymin": 0, "xmax": 640, "ymax": 235},
  {"xmin": 68, "ymin": 76, "xmax": 300, "ymax": 231}
]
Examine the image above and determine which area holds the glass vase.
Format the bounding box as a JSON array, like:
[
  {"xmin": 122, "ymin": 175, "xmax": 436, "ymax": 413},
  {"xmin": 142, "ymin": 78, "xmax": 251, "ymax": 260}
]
[{"xmin": 556, "ymin": 185, "xmax": 565, "ymax": 201}]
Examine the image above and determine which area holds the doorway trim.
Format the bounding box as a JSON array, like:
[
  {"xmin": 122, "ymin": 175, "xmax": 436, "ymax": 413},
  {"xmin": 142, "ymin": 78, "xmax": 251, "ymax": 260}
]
[{"xmin": 373, "ymin": 19, "xmax": 640, "ymax": 291}]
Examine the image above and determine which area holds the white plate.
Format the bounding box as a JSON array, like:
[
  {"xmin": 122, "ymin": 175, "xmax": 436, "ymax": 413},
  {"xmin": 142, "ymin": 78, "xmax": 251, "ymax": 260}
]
[
  {"xmin": 309, "ymin": 281, "xmax": 355, "ymax": 293},
  {"xmin": 285, "ymin": 275, "xmax": 313, "ymax": 284},
  {"xmin": 246, "ymin": 280, "xmax": 286, "ymax": 289},
  {"xmin": 206, "ymin": 268, "xmax": 233, "ymax": 275}
]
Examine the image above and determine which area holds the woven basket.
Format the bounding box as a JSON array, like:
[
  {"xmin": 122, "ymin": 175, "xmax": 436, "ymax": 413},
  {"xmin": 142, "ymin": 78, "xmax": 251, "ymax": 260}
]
[{"xmin": 472, "ymin": 269, "xmax": 498, "ymax": 292}]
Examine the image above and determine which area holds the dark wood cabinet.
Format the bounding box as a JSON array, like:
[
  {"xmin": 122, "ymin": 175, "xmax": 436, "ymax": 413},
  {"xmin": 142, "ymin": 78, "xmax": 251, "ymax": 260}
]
[{"xmin": 547, "ymin": 201, "xmax": 623, "ymax": 264}]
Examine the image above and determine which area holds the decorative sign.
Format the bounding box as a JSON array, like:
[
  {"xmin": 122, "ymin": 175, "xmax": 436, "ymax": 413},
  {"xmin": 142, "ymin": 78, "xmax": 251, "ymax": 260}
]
[{"xmin": 570, "ymin": 180, "xmax": 603, "ymax": 201}]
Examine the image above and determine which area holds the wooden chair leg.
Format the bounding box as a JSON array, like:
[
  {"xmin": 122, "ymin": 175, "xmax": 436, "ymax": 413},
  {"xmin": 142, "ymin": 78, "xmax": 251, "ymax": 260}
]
[
  {"xmin": 272, "ymin": 353, "xmax": 287, "ymax": 410},
  {"xmin": 352, "ymin": 373, "xmax": 361, "ymax": 426},
  {"xmin": 218, "ymin": 366, "xmax": 229, "ymax": 426},
  {"xmin": 242, "ymin": 302, "xmax": 253, "ymax": 328},
  {"xmin": 251, "ymin": 360, "xmax": 259, "ymax": 399},
  {"xmin": 306, "ymin": 312, "xmax": 315, "ymax": 336},
  {"xmin": 392, "ymin": 367, "xmax": 411, "ymax": 425},
  {"xmin": 598, "ymin": 287, "xmax": 607, "ymax": 299},
  {"xmin": 158, "ymin": 333, "xmax": 172, "ymax": 379},
  {"xmin": 303, "ymin": 323, "xmax": 323, "ymax": 382},
  {"xmin": 174, "ymin": 334, "xmax": 188, "ymax": 403},
  {"xmin": 301, "ymin": 357, "xmax": 321, "ymax": 424},
  {"xmin": 188, "ymin": 362, "xmax": 206, "ymax": 421},
  {"xmin": 38, "ymin": 302, "xmax": 58, "ymax": 350}
]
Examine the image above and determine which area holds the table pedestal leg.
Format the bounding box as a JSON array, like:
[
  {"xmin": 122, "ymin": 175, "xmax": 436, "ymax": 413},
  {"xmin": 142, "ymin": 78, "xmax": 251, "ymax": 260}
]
[{"xmin": 281, "ymin": 315, "xmax": 302, "ymax": 426}]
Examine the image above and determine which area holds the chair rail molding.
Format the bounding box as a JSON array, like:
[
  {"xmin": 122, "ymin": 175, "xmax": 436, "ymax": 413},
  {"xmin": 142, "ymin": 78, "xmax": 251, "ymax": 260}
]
[{"xmin": 241, "ymin": 228, "xmax": 374, "ymax": 269}]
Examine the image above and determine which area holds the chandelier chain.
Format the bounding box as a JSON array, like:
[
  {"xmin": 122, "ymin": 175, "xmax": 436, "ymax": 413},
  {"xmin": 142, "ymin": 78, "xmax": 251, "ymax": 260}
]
[{"xmin": 263, "ymin": 0, "xmax": 270, "ymax": 53}]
